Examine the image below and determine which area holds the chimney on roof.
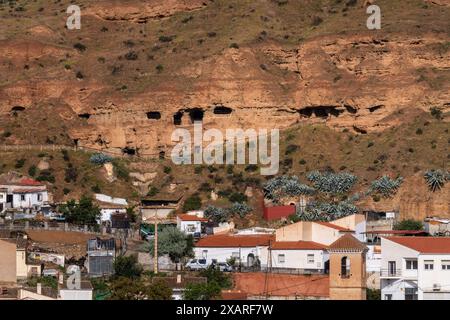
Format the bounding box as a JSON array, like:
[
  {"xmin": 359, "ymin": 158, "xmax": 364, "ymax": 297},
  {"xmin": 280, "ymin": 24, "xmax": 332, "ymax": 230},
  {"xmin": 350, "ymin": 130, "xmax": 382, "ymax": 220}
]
[
  {"xmin": 58, "ymin": 274, "xmax": 64, "ymax": 285},
  {"xmin": 176, "ymin": 274, "xmax": 182, "ymax": 284},
  {"xmin": 37, "ymin": 283, "xmax": 42, "ymax": 295}
]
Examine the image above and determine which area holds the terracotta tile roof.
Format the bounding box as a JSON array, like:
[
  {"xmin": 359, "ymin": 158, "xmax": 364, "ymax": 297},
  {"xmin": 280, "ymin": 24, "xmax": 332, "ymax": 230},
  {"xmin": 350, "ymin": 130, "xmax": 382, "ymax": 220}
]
[
  {"xmin": 386, "ymin": 237, "xmax": 450, "ymax": 254},
  {"xmin": 328, "ymin": 233, "xmax": 367, "ymax": 251},
  {"xmin": 13, "ymin": 188, "xmax": 44, "ymax": 194},
  {"xmin": 365, "ymin": 230, "xmax": 428, "ymax": 235},
  {"xmin": 270, "ymin": 241, "xmax": 326, "ymax": 250},
  {"xmin": 233, "ymin": 273, "xmax": 329, "ymax": 298},
  {"xmin": 315, "ymin": 221, "xmax": 353, "ymax": 232},
  {"xmin": 195, "ymin": 234, "xmax": 274, "ymax": 248},
  {"xmin": 177, "ymin": 214, "xmax": 209, "ymax": 222},
  {"xmin": 18, "ymin": 178, "xmax": 44, "ymax": 186}
]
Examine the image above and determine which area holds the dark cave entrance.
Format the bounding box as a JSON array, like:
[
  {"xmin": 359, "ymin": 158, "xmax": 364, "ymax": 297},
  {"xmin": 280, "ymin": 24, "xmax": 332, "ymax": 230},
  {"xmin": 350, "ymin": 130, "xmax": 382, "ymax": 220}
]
[
  {"xmin": 173, "ymin": 111, "xmax": 183, "ymax": 125},
  {"xmin": 122, "ymin": 147, "xmax": 137, "ymax": 156},
  {"xmin": 188, "ymin": 108, "xmax": 204, "ymax": 123},
  {"xmin": 147, "ymin": 111, "xmax": 161, "ymax": 120},
  {"xmin": 213, "ymin": 106, "xmax": 233, "ymax": 115},
  {"xmin": 298, "ymin": 106, "xmax": 344, "ymax": 118},
  {"xmin": 78, "ymin": 113, "xmax": 91, "ymax": 119}
]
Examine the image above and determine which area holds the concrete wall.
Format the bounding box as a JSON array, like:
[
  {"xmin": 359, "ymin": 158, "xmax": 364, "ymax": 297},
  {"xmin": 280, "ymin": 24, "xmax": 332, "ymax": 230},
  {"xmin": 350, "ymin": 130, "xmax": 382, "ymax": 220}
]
[
  {"xmin": 59, "ymin": 289, "xmax": 93, "ymax": 300},
  {"xmin": 0, "ymin": 239, "xmax": 17, "ymax": 283},
  {"xmin": 16, "ymin": 249, "xmax": 28, "ymax": 279}
]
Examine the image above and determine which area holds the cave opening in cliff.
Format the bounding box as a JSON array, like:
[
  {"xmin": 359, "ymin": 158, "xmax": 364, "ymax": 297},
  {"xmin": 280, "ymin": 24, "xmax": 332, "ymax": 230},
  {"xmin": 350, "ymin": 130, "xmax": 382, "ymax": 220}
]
[
  {"xmin": 369, "ymin": 105, "xmax": 384, "ymax": 113},
  {"xmin": 159, "ymin": 151, "xmax": 165, "ymax": 159},
  {"xmin": 11, "ymin": 106, "xmax": 25, "ymax": 112},
  {"xmin": 173, "ymin": 112, "xmax": 183, "ymax": 125},
  {"xmin": 298, "ymin": 106, "xmax": 343, "ymax": 118},
  {"xmin": 213, "ymin": 106, "xmax": 233, "ymax": 115},
  {"xmin": 73, "ymin": 139, "xmax": 79, "ymax": 147},
  {"xmin": 147, "ymin": 111, "xmax": 161, "ymax": 120},
  {"xmin": 345, "ymin": 105, "xmax": 358, "ymax": 114},
  {"xmin": 122, "ymin": 147, "xmax": 137, "ymax": 156},
  {"xmin": 189, "ymin": 108, "xmax": 204, "ymax": 123},
  {"xmin": 78, "ymin": 113, "xmax": 91, "ymax": 119}
]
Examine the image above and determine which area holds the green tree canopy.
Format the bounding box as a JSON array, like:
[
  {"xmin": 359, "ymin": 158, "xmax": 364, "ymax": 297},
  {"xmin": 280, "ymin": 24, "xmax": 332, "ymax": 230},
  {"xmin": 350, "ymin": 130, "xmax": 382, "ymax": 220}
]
[
  {"xmin": 393, "ymin": 219, "xmax": 424, "ymax": 231},
  {"xmin": 146, "ymin": 226, "xmax": 193, "ymax": 262},
  {"xmin": 108, "ymin": 277, "xmax": 172, "ymax": 300},
  {"xmin": 113, "ymin": 255, "xmax": 143, "ymax": 279},
  {"xmin": 59, "ymin": 196, "xmax": 100, "ymax": 226}
]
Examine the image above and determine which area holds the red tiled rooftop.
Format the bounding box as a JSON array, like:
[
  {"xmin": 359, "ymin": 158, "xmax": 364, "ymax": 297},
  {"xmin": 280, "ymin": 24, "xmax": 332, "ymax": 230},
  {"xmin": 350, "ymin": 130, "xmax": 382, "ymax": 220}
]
[
  {"xmin": 233, "ymin": 273, "xmax": 329, "ymax": 298},
  {"xmin": 18, "ymin": 178, "xmax": 44, "ymax": 186},
  {"xmin": 315, "ymin": 221, "xmax": 353, "ymax": 232},
  {"xmin": 177, "ymin": 214, "xmax": 209, "ymax": 222},
  {"xmin": 328, "ymin": 233, "xmax": 367, "ymax": 251},
  {"xmin": 385, "ymin": 237, "xmax": 450, "ymax": 254},
  {"xmin": 195, "ymin": 234, "xmax": 274, "ymax": 248},
  {"xmin": 365, "ymin": 230, "xmax": 428, "ymax": 235},
  {"xmin": 13, "ymin": 188, "xmax": 44, "ymax": 194},
  {"xmin": 270, "ymin": 241, "xmax": 326, "ymax": 250}
]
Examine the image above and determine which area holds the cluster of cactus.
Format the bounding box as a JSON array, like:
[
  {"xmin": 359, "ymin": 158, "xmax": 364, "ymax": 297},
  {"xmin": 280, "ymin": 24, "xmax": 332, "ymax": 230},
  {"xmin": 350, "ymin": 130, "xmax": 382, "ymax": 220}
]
[
  {"xmin": 89, "ymin": 153, "xmax": 113, "ymax": 165},
  {"xmin": 204, "ymin": 206, "xmax": 230, "ymax": 224},
  {"xmin": 229, "ymin": 202, "xmax": 252, "ymax": 218},
  {"xmin": 424, "ymin": 169, "xmax": 449, "ymax": 192},
  {"xmin": 296, "ymin": 201, "xmax": 358, "ymax": 222},
  {"xmin": 369, "ymin": 175, "xmax": 403, "ymax": 198},
  {"xmin": 263, "ymin": 175, "xmax": 315, "ymax": 201},
  {"xmin": 306, "ymin": 171, "xmax": 357, "ymax": 195}
]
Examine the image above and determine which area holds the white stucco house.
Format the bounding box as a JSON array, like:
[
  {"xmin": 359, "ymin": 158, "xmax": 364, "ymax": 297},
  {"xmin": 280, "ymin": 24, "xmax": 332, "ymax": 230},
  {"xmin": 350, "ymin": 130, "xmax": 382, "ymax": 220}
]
[
  {"xmin": 0, "ymin": 174, "xmax": 49, "ymax": 212},
  {"xmin": 194, "ymin": 234, "xmax": 273, "ymax": 268},
  {"xmin": 177, "ymin": 214, "xmax": 208, "ymax": 235},
  {"xmin": 381, "ymin": 236, "xmax": 450, "ymax": 300},
  {"xmin": 269, "ymin": 241, "xmax": 329, "ymax": 273},
  {"xmin": 94, "ymin": 193, "xmax": 128, "ymax": 223}
]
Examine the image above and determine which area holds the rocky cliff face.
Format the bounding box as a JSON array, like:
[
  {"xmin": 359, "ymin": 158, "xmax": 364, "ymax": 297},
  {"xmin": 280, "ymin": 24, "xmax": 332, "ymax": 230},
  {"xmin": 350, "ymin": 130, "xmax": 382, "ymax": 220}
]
[
  {"xmin": 0, "ymin": 0, "xmax": 448, "ymax": 217},
  {"xmin": 1, "ymin": 32, "xmax": 448, "ymax": 155}
]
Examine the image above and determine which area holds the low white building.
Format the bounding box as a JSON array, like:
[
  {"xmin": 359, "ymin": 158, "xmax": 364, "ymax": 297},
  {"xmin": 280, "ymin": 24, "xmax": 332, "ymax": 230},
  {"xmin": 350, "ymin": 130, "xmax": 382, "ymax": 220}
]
[
  {"xmin": 94, "ymin": 193, "xmax": 128, "ymax": 223},
  {"xmin": 177, "ymin": 214, "xmax": 208, "ymax": 235},
  {"xmin": 269, "ymin": 241, "xmax": 328, "ymax": 273},
  {"xmin": 194, "ymin": 234, "xmax": 273, "ymax": 268},
  {"xmin": 381, "ymin": 236, "xmax": 450, "ymax": 300},
  {"xmin": 0, "ymin": 175, "xmax": 49, "ymax": 211}
]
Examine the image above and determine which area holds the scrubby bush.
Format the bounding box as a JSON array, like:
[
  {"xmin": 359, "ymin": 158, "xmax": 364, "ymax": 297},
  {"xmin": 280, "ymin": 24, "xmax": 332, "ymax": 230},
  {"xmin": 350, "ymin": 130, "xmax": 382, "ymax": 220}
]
[{"xmin": 183, "ymin": 195, "xmax": 202, "ymax": 211}]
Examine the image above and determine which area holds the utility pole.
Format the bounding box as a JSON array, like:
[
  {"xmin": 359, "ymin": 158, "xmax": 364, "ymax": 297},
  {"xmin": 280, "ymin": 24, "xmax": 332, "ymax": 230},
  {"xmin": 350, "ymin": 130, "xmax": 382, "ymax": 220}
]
[{"xmin": 153, "ymin": 213, "xmax": 158, "ymax": 274}]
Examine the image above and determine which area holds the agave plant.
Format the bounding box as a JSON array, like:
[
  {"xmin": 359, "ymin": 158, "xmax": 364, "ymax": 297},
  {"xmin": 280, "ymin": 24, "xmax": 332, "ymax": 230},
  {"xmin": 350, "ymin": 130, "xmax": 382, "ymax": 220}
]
[
  {"xmin": 369, "ymin": 175, "xmax": 403, "ymax": 198},
  {"xmin": 228, "ymin": 202, "xmax": 252, "ymax": 218},
  {"xmin": 263, "ymin": 175, "xmax": 315, "ymax": 201},
  {"xmin": 89, "ymin": 153, "xmax": 113, "ymax": 165},
  {"xmin": 306, "ymin": 171, "xmax": 357, "ymax": 195},
  {"xmin": 204, "ymin": 205, "xmax": 229, "ymax": 224},
  {"xmin": 424, "ymin": 169, "xmax": 449, "ymax": 192},
  {"xmin": 297, "ymin": 200, "xmax": 358, "ymax": 222}
]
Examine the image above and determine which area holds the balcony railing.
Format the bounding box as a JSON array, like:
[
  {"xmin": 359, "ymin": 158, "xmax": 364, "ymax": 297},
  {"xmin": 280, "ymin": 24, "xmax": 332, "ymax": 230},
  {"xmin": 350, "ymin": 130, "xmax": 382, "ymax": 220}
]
[{"xmin": 380, "ymin": 269, "xmax": 402, "ymax": 277}]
